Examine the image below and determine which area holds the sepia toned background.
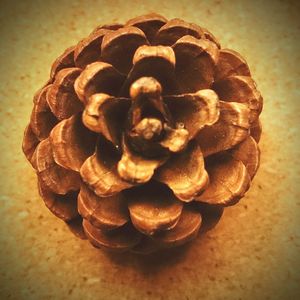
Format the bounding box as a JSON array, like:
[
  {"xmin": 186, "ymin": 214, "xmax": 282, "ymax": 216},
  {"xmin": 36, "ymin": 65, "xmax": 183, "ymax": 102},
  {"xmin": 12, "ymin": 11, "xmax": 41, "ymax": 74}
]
[{"xmin": 0, "ymin": 0, "xmax": 299, "ymax": 299}]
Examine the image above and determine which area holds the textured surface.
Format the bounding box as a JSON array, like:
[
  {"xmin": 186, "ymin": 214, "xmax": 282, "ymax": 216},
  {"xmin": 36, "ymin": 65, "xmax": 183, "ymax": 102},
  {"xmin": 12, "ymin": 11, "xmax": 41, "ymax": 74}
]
[{"xmin": 0, "ymin": 0, "xmax": 299, "ymax": 299}]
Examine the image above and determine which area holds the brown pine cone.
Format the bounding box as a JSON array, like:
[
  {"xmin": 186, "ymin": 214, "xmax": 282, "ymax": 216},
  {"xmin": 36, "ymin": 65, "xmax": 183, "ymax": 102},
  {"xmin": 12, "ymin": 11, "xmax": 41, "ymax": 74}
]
[{"xmin": 22, "ymin": 13, "xmax": 262, "ymax": 254}]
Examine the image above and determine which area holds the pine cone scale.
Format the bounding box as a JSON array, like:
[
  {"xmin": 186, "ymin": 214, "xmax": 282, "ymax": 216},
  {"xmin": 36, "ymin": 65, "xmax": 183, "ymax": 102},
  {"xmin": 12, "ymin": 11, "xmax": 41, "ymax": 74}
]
[
  {"xmin": 49, "ymin": 114, "xmax": 96, "ymax": 172},
  {"xmin": 82, "ymin": 93, "xmax": 130, "ymax": 147},
  {"xmin": 173, "ymin": 36, "xmax": 219, "ymax": 92},
  {"xmin": 35, "ymin": 139, "xmax": 81, "ymax": 194},
  {"xmin": 125, "ymin": 13, "xmax": 167, "ymax": 43},
  {"xmin": 164, "ymin": 89, "xmax": 220, "ymax": 140},
  {"xmin": 120, "ymin": 45, "xmax": 178, "ymax": 96},
  {"xmin": 82, "ymin": 219, "xmax": 142, "ymax": 251},
  {"xmin": 152, "ymin": 205, "xmax": 202, "ymax": 247},
  {"xmin": 126, "ymin": 181, "xmax": 183, "ymax": 235},
  {"xmin": 22, "ymin": 125, "xmax": 39, "ymax": 165},
  {"xmin": 153, "ymin": 18, "xmax": 204, "ymax": 46},
  {"xmin": 78, "ymin": 183, "xmax": 129, "ymax": 230},
  {"xmin": 80, "ymin": 139, "xmax": 133, "ymax": 197},
  {"xmin": 213, "ymin": 75, "xmax": 263, "ymax": 123},
  {"xmin": 50, "ymin": 46, "xmax": 75, "ymax": 81},
  {"xmin": 215, "ymin": 48, "xmax": 251, "ymax": 81},
  {"xmin": 74, "ymin": 28, "xmax": 111, "ymax": 69},
  {"xmin": 101, "ymin": 26, "xmax": 149, "ymax": 74},
  {"xmin": 38, "ymin": 181, "xmax": 79, "ymax": 221},
  {"xmin": 250, "ymin": 119, "xmax": 262, "ymax": 143},
  {"xmin": 196, "ymin": 101, "xmax": 251, "ymax": 157},
  {"xmin": 154, "ymin": 142, "xmax": 209, "ymax": 202},
  {"xmin": 196, "ymin": 153, "xmax": 251, "ymax": 206},
  {"xmin": 74, "ymin": 62, "xmax": 125, "ymax": 103},
  {"xmin": 30, "ymin": 85, "xmax": 58, "ymax": 140},
  {"xmin": 230, "ymin": 136, "xmax": 260, "ymax": 179},
  {"xmin": 46, "ymin": 68, "xmax": 83, "ymax": 120}
]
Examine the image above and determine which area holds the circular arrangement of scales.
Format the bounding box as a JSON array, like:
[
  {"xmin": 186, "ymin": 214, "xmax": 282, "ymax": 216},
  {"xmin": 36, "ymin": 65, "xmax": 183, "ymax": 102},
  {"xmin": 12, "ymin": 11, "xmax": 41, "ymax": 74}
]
[{"xmin": 22, "ymin": 14, "xmax": 262, "ymax": 254}]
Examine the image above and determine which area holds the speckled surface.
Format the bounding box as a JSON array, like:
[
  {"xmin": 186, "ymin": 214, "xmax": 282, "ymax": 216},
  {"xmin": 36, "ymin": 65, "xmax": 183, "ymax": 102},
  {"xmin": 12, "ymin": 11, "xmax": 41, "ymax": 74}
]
[{"xmin": 0, "ymin": 0, "xmax": 299, "ymax": 299}]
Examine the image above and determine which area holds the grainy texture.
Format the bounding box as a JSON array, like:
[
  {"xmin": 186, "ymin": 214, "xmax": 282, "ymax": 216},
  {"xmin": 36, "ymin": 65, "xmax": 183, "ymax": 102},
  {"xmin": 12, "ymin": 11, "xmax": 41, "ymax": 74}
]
[{"xmin": 0, "ymin": 0, "xmax": 299, "ymax": 299}]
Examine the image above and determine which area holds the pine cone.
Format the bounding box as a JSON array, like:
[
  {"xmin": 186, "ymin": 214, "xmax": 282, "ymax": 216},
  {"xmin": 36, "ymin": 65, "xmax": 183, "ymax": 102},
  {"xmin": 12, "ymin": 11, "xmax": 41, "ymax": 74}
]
[{"xmin": 22, "ymin": 14, "xmax": 262, "ymax": 254}]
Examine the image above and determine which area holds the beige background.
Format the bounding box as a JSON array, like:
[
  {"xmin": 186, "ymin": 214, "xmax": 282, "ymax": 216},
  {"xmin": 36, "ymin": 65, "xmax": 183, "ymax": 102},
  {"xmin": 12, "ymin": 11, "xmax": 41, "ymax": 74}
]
[{"xmin": 0, "ymin": 0, "xmax": 299, "ymax": 299}]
